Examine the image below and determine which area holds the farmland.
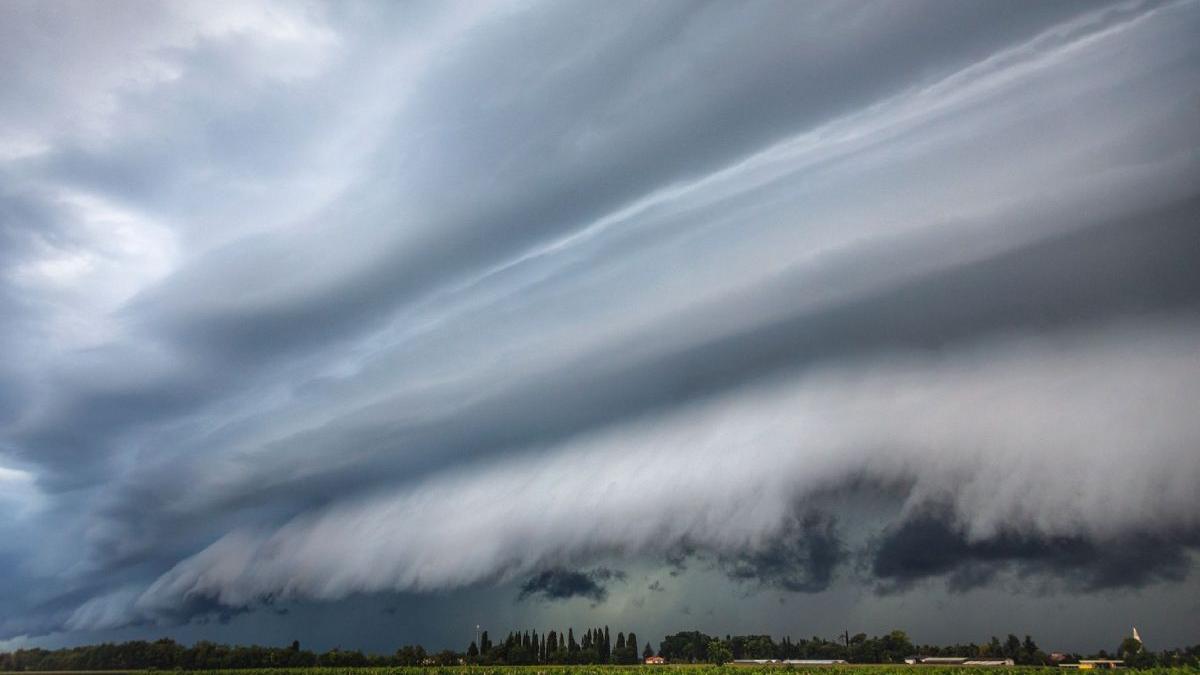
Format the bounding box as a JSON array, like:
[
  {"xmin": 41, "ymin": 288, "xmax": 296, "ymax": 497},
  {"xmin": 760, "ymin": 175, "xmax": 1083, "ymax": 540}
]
[{"xmin": 5, "ymin": 667, "xmax": 1197, "ymax": 675}]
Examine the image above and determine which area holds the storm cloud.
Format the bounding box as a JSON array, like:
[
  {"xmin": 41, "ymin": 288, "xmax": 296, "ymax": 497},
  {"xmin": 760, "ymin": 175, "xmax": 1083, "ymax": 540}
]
[
  {"xmin": 1, "ymin": 0, "xmax": 1199, "ymax": 651},
  {"xmin": 721, "ymin": 511, "xmax": 846, "ymax": 594},
  {"xmin": 518, "ymin": 568, "xmax": 627, "ymax": 603},
  {"xmin": 870, "ymin": 505, "xmax": 1200, "ymax": 594}
]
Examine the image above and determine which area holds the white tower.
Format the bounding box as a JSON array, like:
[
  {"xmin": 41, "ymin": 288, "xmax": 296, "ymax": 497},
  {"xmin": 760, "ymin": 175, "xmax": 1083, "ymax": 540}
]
[{"xmin": 1131, "ymin": 627, "xmax": 1142, "ymax": 644}]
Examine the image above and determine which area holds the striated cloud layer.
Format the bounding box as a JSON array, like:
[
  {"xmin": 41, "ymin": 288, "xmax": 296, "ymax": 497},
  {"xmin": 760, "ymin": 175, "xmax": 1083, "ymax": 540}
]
[{"xmin": 1, "ymin": 0, "xmax": 1199, "ymax": 649}]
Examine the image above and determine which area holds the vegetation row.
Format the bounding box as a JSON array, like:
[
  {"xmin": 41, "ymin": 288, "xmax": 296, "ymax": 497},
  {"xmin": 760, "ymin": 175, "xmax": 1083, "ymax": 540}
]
[{"xmin": 2, "ymin": 629, "xmax": 1197, "ymax": 671}]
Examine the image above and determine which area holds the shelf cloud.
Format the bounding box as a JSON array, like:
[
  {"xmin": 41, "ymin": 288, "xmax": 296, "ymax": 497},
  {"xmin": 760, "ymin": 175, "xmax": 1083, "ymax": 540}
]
[{"xmin": 0, "ymin": 0, "xmax": 1198, "ymax": 649}]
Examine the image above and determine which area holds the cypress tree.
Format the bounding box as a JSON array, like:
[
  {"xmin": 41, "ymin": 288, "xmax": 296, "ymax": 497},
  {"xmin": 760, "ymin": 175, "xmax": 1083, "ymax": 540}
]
[
  {"xmin": 604, "ymin": 626, "xmax": 611, "ymax": 661},
  {"xmin": 568, "ymin": 628, "xmax": 578, "ymax": 653}
]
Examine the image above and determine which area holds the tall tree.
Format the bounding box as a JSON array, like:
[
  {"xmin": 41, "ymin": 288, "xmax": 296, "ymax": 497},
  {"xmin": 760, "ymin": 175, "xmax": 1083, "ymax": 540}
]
[
  {"xmin": 1004, "ymin": 635, "xmax": 1022, "ymax": 660},
  {"xmin": 707, "ymin": 640, "xmax": 732, "ymax": 666}
]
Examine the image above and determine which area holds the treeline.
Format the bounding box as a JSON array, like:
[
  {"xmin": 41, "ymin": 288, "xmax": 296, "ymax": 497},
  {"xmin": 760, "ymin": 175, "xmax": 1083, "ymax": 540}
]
[
  {"xmin": 2, "ymin": 630, "xmax": 1198, "ymax": 671},
  {"xmin": 0, "ymin": 639, "xmax": 440, "ymax": 671},
  {"xmin": 656, "ymin": 630, "xmax": 919, "ymax": 664},
  {"xmin": 465, "ymin": 626, "xmax": 645, "ymax": 664},
  {"xmin": 657, "ymin": 630, "xmax": 1200, "ymax": 669}
]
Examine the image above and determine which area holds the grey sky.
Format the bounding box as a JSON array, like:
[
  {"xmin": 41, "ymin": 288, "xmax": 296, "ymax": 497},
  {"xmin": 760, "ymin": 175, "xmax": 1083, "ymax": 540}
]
[{"xmin": 1, "ymin": 0, "xmax": 1198, "ymax": 655}]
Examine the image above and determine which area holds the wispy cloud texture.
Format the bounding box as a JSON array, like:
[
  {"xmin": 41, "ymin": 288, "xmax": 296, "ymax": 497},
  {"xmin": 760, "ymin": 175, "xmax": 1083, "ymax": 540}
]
[{"xmin": 0, "ymin": 0, "xmax": 1198, "ymax": 647}]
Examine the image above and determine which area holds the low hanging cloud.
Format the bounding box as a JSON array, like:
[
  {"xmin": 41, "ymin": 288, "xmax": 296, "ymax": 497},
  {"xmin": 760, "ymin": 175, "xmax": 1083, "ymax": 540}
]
[
  {"xmin": 518, "ymin": 568, "xmax": 628, "ymax": 603},
  {"xmin": 720, "ymin": 510, "xmax": 846, "ymax": 594},
  {"xmin": 1, "ymin": 0, "xmax": 1199, "ymax": 646},
  {"xmin": 126, "ymin": 318, "xmax": 1200, "ymax": 623},
  {"xmin": 870, "ymin": 505, "xmax": 1200, "ymax": 594}
]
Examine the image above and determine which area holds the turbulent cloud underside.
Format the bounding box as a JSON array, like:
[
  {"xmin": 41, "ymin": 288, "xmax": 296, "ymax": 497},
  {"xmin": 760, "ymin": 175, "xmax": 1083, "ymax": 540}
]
[{"xmin": 0, "ymin": 0, "xmax": 1198, "ymax": 647}]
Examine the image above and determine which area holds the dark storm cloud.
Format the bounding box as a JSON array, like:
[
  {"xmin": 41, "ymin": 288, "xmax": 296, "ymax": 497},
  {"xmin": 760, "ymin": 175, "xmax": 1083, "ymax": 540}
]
[
  {"xmin": 8, "ymin": 0, "xmax": 1198, "ymax": 494},
  {"xmin": 89, "ymin": 192, "xmax": 1200, "ymax": 536},
  {"xmin": 125, "ymin": 0, "xmax": 1128, "ymax": 365},
  {"xmin": 55, "ymin": 0, "xmax": 1140, "ymax": 382},
  {"xmin": 870, "ymin": 505, "xmax": 1200, "ymax": 593},
  {"xmin": 0, "ymin": 0, "xmax": 1198, "ymax": 649},
  {"xmin": 518, "ymin": 568, "xmax": 627, "ymax": 603},
  {"xmin": 149, "ymin": 596, "xmax": 252, "ymax": 628},
  {"xmin": 101, "ymin": 189, "xmax": 1200, "ymax": 543},
  {"xmin": 721, "ymin": 511, "xmax": 846, "ymax": 593}
]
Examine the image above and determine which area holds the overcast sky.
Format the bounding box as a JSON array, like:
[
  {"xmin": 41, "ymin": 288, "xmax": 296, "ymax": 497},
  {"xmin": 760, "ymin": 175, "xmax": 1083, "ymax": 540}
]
[{"xmin": 2, "ymin": 0, "xmax": 1199, "ymax": 655}]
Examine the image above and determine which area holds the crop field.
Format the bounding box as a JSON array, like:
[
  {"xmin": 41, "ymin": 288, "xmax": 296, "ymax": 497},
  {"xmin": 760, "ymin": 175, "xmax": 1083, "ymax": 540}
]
[
  {"xmin": 176, "ymin": 667, "xmax": 1190, "ymax": 674},
  {"xmin": 154, "ymin": 668, "xmax": 1064, "ymax": 675}
]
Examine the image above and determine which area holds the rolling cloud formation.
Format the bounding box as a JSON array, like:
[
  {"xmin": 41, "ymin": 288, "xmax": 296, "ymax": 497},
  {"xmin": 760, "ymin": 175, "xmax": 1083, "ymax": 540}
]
[{"xmin": 0, "ymin": 0, "xmax": 1198, "ymax": 643}]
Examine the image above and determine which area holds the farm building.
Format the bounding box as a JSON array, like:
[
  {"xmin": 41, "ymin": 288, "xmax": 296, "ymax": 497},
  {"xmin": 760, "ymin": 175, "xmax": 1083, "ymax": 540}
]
[
  {"xmin": 1060, "ymin": 660, "xmax": 1124, "ymax": 669},
  {"xmin": 904, "ymin": 656, "xmax": 1013, "ymax": 666},
  {"xmin": 645, "ymin": 655, "xmax": 666, "ymax": 665}
]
